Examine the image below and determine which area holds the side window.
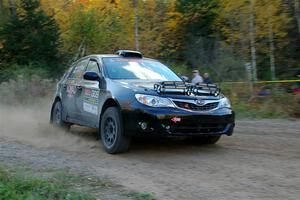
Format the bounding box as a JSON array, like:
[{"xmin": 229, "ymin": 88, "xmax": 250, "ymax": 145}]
[
  {"xmin": 62, "ymin": 66, "xmax": 73, "ymax": 79},
  {"xmin": 86, "ymin": 60, "xmax": 100, "ymax": 74},
  {"xmin": 69, "ymin": 59, "xmax": 89, "ymax": 80}
]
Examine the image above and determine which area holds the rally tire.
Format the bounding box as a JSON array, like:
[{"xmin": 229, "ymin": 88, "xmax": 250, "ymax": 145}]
[
  {"xmin": 100, "ymin": 107, "xmax": 131, "ymax": 154},
  {"xmin": 51, "ymin": 100, "xmax": 70, "ymax": 131}
]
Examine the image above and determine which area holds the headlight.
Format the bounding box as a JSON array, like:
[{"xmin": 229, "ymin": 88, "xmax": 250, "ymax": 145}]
[
  {"xmin": 219, "ymin": 97, "xmax": 231, "ymax": 108},
  {"xmin": 135, "ymin": 94, "xmax": 175, "ymax": 108}
]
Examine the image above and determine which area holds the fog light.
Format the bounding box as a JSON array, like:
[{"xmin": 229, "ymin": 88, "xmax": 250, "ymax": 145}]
[{"xmin": 139, "ymin": 122, "xmax": 148, "ymax": 130}]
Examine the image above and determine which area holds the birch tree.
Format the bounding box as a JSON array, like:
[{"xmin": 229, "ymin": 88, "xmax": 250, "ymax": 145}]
[
  {"xmin": 256, "ymin": 0, "xmax": 290, "ymax": 80},
  {"xmin": 249, "ymin": 0, "xmax": 258, "ymax": 81},
  {"xmin": 217, "ymin": 0, "xmax": 257, "ymax": 80},
  {"xmin": 133, "ymin": 0, "xmax": 139, "ymax": 51},
  {"xmin": 268, "ymin": 5, "xmax": 276, "ymax": 80}
]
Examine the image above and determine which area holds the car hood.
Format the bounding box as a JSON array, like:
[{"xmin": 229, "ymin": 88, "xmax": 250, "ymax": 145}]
[{"xmin": 111, "ymin": 79, "xmax": 221, "ymax": 100}]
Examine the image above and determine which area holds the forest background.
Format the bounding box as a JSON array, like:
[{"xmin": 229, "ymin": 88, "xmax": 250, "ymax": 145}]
[{"xmin": 1, "ymin": 0, "xmax": 300, "ymax": 118}]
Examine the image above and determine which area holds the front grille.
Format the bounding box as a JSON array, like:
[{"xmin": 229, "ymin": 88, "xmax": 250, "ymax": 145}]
[{"xmin": 173, "ymin": 101, "xmax": 219, "ymax": 111}]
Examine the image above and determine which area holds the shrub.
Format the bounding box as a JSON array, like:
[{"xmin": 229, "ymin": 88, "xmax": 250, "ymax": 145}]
[
  {"xmin": 0, "ymin": 75, "xmax": 55, "ymax": 105},
  {"xmin": 221, "ymin": 82, "xmax": 300, "ymax": 118},
  {"xmin": 0, "ymin": 63, "xmax": 51, "ymax": 82}
]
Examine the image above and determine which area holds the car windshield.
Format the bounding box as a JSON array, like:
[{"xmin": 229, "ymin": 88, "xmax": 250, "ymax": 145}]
[{"xmin": 102, "ymin": 57, "xmax": 182, "ymax": 81}]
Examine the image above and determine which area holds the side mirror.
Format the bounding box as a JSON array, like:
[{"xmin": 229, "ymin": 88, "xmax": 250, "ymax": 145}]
[
  {"xmin": 181, "ymin": 75, "xmax": 189, "ymax": 82},
  {"xmin": 83, "ymin": 71, "xmax": 100, "ymax": 81}
]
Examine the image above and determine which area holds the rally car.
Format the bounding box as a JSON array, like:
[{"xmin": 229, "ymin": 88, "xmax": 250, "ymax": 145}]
[{"xmin": 50, "ymin": 50, "xmax": 235, "ymax": 154}]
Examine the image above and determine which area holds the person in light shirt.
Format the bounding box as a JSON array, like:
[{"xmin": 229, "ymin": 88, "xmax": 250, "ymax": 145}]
[{"xmin": 191, "ymin": 69, "xmax": 203, "ymax": 84}]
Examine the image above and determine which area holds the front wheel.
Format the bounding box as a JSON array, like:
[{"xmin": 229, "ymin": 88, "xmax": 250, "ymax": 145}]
[{"xmin": 100, "ymin": 107, "xmax": 131, "ymax": 154}]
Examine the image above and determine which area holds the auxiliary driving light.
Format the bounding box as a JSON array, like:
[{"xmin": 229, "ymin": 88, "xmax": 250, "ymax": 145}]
[{"xmin": 139, "ymin": 122, "xmax": 148, "ymax": 130}]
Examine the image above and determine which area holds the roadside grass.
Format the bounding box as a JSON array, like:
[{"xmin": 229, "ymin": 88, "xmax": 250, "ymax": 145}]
[
  {"xmin": 0, "ymin": 166, "xmax": 94, "ymax": 200},
  {"xmin": 221, "ymin": 83, "xmax": 300, "ymax": 119},
  {"xmin": 0, "ymin": 165, "xmax": 156, "ymax": 200},
  {"xmin": 126, "ymin": 192, "xmax": 156, "ymax": 200}
]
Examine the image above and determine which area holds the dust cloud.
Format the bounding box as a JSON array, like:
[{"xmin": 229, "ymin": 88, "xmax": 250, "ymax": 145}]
[{"xmin": 0, "ymin": 98, "xmax": 100, "ymax": 152}]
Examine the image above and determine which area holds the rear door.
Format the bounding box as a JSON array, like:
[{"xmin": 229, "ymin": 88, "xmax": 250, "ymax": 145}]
[
  {"xmin": 64, "ymin": 58, "xmax": 89, "ymax": 121},
  {"xmin": 77, "ymin": 58, "xmax": 102, "ymax": 127},
  {"xmin": 60, "ymin": 65, "xmax": 75, "ymax": 120}
]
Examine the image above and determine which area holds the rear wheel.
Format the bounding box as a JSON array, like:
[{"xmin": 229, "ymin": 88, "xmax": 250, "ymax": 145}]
[
  {"xmin": 100, "ymin": 107, "xmax": 131, "ymax": 154},
  {"xmin": 51, "ymin": 100, "xmax": 70, "ymax": 131}
]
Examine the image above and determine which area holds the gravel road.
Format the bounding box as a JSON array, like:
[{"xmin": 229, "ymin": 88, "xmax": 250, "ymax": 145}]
[{"xmin": 0, "ymin": 104, "xmax": 299, "ymax": 200}]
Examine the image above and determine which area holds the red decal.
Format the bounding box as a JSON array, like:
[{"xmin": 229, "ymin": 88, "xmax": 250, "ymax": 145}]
[
  {"xmin": 85, "ymin": 88, "xmax": 92, "ymax": 95},
  {"xmin": 171, "ymin": 117, "xmax": 181, "ymax": 123},
  {"xmin": 67, "ymin": 85, "xmax": 75, "ymax": 97}
]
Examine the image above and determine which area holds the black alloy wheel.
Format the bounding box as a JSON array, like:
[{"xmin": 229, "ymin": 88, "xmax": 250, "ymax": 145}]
[{"xmin": 100, "ymin": 107, "xmax": 131, "ymax": 154}]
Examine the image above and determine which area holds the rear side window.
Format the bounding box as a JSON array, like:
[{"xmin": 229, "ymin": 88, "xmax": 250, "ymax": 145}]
[
  {"xmin": 86, "ymin": 60, "xmax": 100, "ymax": 74},
  {"xmin": 62, "ymin": 66, "xmax": 73, "ymax": 79},
  {"xmin": 69, "ymin": 59, "xmax": 89, "ymax": 80}
]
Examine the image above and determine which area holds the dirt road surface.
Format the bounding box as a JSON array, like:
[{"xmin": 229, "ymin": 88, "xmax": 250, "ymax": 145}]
[{"xmin": 0, "ymin": 105, "xmax": 299, "ymax": 199}]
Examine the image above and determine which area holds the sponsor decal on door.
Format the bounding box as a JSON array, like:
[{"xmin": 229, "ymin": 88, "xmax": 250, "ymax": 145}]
[
  {"xmin": 83, "ymin": 88, "xmax": 99, "ymax": 115},
  {"xmin": 83, "ymin": 102, "xmax": 98, "ymax": 115}
]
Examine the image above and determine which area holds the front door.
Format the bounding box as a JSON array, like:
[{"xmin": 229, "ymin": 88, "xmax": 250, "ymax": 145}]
[
  {"xmin": 77, "ymin": 58, "xmax": 102, "ymax": 127},
  {"xmin": 64, "ymin": 58, "xmax": 89, "ymax": 121}
]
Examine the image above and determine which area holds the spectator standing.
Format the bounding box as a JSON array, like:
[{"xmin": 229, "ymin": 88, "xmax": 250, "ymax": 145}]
[
  {"xmin": 191, "ymin": 70, "xmax": 203, "ymax": 84},
  {"xmin": 203, "ymin": 72, "xmax": 213, "ymax": 84}
]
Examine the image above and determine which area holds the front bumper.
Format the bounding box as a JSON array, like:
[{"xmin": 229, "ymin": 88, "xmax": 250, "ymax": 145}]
[{"xmin": 122, "ymin": 105, "xmax": 235, "ymax": 136}]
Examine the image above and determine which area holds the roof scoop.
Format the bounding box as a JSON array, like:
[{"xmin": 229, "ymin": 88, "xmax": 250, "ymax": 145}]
[{"xmin": 115, "ymin": 50, "xmax": 143, "ymax": 58}]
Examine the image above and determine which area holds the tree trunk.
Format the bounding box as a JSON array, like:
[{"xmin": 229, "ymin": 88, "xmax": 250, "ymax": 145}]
[
  {"xmin": 268, "ymin": 5, "xmax": 276, "ymax": 81},
  {"xmin": 239, "ymin": 12, "xmax": 249, "ymax": 81},
  {"xmin": 249, "ymin": 0, "xmax": 258, "ymax": 81},
  {"xmin": 0, "ymin": 0, "xmax": 3, "ymax": 10},
  {"xmin": 295, "ymin": 0, "xmax": 300, "ymax": 36},
  {"xmin": 229, "ymin": 17, "xmax": 235, "ymax": 52},
  {"xmin": 133, "ymin": 0, "xmax": 139, "ymax": 51},
  {"xmin": 8, "ymin": 0, "xmax": 17, "ymax": 17}
]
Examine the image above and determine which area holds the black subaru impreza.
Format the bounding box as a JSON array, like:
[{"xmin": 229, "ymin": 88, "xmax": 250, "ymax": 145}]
[{"xmin": 50, "ymin": 50, "xmax": 235, "ymax": 154}]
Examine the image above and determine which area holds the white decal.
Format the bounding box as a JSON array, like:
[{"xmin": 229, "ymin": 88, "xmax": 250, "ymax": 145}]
[
  {"xmin": 83, "ymin": 102, "xmax": 98, "ymax": 115},
  {"xmin": 91, "ymin": 90, "xmax": 99, "ymax": 98}
]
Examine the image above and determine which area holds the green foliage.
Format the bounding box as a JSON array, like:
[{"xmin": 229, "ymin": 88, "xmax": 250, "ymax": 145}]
[
  {"xmin": 0, "ymin": 63, "xmax": 51, "ymax": 81},
  {"xmin": 177, "ymin": 0, "xmax": 219, "ymax": 37},
  {"xmin": 221, "ymin": 82, "xmax": 300, "ymax": 118},
  {"xmin": 167, "ymin": 62, "xmax": 190, "ymax": 76},
  {"xmin": 0, "ymin": 0, "xmax": 61, "ymax": 70},
  {"xmin": 0, "ymin": 0, "xmax": 299, "ymax": 84},
  {"xmin": 0, "ymin": 167, "xmax": 94, "ymax": 200},
  {"xmin": 127, "ymin": 192, "xmax": 156, "ymax": 200},
  {"xmin": 0, "ymin": 165, "xmax": 157, "ymax": 200}
]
